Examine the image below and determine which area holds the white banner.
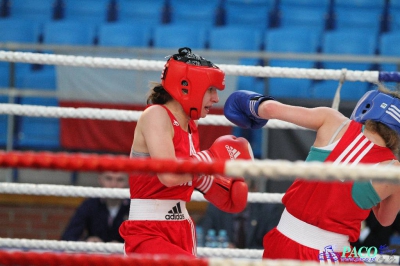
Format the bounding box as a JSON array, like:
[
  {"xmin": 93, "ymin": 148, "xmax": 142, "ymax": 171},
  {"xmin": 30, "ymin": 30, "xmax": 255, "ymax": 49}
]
[{"xmin": 56, "ymin": 52, "xmax": 239, "ymax": 106}]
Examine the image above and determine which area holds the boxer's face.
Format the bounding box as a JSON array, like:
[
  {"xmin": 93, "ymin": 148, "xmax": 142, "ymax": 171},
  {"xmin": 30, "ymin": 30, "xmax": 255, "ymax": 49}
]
[{"xmin": 200, "ymin": 87, "xmax": 219, "ymax": 118}]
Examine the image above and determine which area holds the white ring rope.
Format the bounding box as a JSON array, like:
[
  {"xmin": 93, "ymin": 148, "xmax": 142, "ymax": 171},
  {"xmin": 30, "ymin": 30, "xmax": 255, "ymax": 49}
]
[
  {"xmin": 0, "ymin": 103, "xmax": 305, "ymax": 130},
  {"xmin": 225, "ymin": 159, "xmax": 400, "ymax": 182},
  {"xmin": 1, "ymin": 238, "xmax": 398, "ymax": 266},
  {"xmin": 0, "ymin": 237, "xmax": 262, "ymax": 259},
  {"xmin": 0, "ymin": 183, "xmax": 284, "ymax": 204},
  {"xmin": 0, "ymin": 50, "xmax": 380, "ymax": 82}
]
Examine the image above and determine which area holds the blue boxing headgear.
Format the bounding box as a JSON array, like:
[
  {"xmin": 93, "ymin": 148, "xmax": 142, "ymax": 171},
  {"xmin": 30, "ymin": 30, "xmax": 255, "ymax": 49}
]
[{"xmin": 350, "ymin": 90, "xmax": 400, "ymax": 135}]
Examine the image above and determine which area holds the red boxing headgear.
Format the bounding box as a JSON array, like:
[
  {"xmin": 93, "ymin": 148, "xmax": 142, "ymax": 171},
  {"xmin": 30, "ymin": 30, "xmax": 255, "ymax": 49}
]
[{"xmin": 161, "ymin": 47, "xmax": 225, "ymax": 120}]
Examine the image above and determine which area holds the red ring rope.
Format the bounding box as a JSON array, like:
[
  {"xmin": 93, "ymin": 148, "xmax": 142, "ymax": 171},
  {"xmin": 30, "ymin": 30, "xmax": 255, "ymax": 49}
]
[
  {"xmin": 0, "ymin": 150, "xmax": 225, "ymax": 175},
  {"xmin": 0, "ymin": 250, "xmax": 209, "ymax": 266}
]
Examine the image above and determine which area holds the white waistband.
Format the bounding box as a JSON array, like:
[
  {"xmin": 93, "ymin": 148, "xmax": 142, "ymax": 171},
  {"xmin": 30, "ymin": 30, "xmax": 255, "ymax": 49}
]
[
  {"xmin": 277, "ymin": 208, "xmax": 349, "ymax": 252},
  {"xmin": 129, "ymin": 199, "xmax": 189, "ymax": 221}
]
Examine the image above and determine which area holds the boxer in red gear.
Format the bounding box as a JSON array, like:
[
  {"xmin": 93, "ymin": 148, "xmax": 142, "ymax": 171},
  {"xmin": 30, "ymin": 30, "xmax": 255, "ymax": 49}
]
[
  {"xmin": 119, "ymin": 47, "xmax": 253, "ymax": 258},
  {"xmin": 224, "ymin": 88, "xmax": 400, "ymax": 263}
]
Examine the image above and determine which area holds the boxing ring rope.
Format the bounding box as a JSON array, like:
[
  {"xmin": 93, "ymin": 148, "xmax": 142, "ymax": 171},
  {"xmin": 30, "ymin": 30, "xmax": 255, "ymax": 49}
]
[
  {"xmin": 0, "ymin": 239, "xmax": 398, "ymax": 265},
  {"xmin": 0, "ymin": 250, "xmax": 353, "ymax": 266},
  {"xmin": 1, "ymin": 50, "xmax": 400, "ymax": 82},
  {"xmin": 0, "ymin": 238, "xmax": 261, "ymax": 258},
  {"xmin": 1, "ymin": 50, "xmax": 400, "ymax": 265},
  {"xmin": 0, "ymin": 150, "xmax": 399, "ymax": 182},
  {"xmin": 0, "ymin": 103, "xmax": 305, "ymax": 130},
  {"xmin": 0, "ymin": 183, "xmax": 284, "ymax": 203}
]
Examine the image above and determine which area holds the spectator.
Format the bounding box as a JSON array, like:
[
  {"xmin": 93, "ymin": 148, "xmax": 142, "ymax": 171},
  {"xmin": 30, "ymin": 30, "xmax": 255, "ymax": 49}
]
[
  {"xmin": 198, "ymin": 179, "xmax": 284, "ymax": 249},
  {"xmin": 61, "ymin": 171, "xmax": 130, "ymax": 243}
]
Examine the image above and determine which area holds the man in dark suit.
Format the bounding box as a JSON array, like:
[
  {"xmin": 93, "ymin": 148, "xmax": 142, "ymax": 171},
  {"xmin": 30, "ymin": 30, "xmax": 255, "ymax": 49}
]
[
  {"xmin": 61, "ymin": 171, "xmax": 130, "ymax": 243},
  {"xmin": 198, "ymin": 179, "xmax": 284, "ymax": 249}
]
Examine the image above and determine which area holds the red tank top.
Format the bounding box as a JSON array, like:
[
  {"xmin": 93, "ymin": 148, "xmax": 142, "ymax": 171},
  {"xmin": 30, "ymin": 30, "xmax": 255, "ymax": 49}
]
[
  {"xmin": 283, "ymin": 121, "xmax": 396, "ymax": 242},
  {"xmin": 129, "ymin": 105, "xmax": 200, "ymax": 201}
]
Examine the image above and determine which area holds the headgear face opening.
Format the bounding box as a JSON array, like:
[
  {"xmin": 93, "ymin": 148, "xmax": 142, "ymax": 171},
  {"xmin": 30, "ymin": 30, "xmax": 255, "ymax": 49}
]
[
  {"xmin": 161, "ymin": 47, "xmax": 225, "ymax": 120},
  {"xmin": 351, "ymin": 90, "xmax": 400, "ymax": 135}
]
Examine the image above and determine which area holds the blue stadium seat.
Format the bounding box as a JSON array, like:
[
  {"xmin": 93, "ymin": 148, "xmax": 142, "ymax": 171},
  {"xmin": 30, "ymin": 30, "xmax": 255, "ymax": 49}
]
[
  {"xmin": 62, "ymin": 0, "xmax": 110, "ymax": 25},
  {"xmin": 0, "ymin": 18, "xmax": 41, "ymax": 43},
  {"xmin": 19, "ymin": 70, "xmax": 57, "ymax": 91},
  {"xmin": 311, "ymin": 29, "xmax": 376, "ymax": 100},
  {"xmin": 334, "ymin": 0, "xmax": 385, "ymax": 10},
  {"xmin": 278, "ymin": 7, "xmax": 327, "ymax": 33},
  {"xmin": 278, "ymin": 0, "xmax": 330, "ymax": 31},
  {"xmin": 36, "ymin": 21, "xmax": 97, "ymax": 94},
  {"xmin": 169, "ymin": 0, "xmax": 221, "ymax": 27},
  {"xmin": 279, "ymin": 0, "xmax": 329, "ymax": 10},
  {"xmin": 311, "ymin": 80, "xmax": 371, "ymax": 102},
  {"xmin": 209, "ymin": 23, "xmax": 263, "ymax": 114},
  {"xmin": 264, "ymin": 27, "xmax": 320, "ymax": 98},
  {"xmin": 0, "ymin": 96, "xmax": 9, "ymax": 147},
  {"xmin": 334, "ymin": 9, "xmax": 382, "ymax": 36},
  {"xmin": 17, "ymin": 69, "xmax": 58, "ymax": 150},
  {"xmin": 8, "ymin": 0, "xmax": 56, "ymax": 23},
  {"xmin": 388, "ymin": 1, "xmax": 400, "ymax": 31},
  {"xmin": 0, "ymin": 62, "xmax": 10, "ymax": 88},
  {"xmin": 389, "ymin": 0, "xmax": 400, "ymax": 15},
  {"xmin": 42, "ymin": 20, "xmax": 96, "ymax": 46},
  {"xmin": 379, "ymin": 31, "xmax": 400, "ymax": 89},
  {"xmin": 389, "ymin": 14, "xmax": 400, "ymax": 32},
  {"xmin": 117, "ymin": 0, "xmax": 166, "ymax": 25},
  {"xmin": 208, "ymin": 26, "xmax": 263, "ymax": 96},
  {"xmin": 0, "ymin": 18, "xmax": 41, "ymax": 88},
  {"xmin": 208, "ymin": 26, "xmax": 263, "ymax": 51},
  {"xmin": 223, "ymin": 0, "xmax": 274, "ymax": 30},
  {"xmin": 17, "ymin": 97, "xmax": 60, "ymax": 150},
  {"xmin": 379, "ymin": 31, "xmax": 400, "ymax": 72},
  {"xmin": 333, "ymin": 0, "xmax": 385, "ymax": 33},
  {"xmin": 321, "ymin": 30, "xmax": 376, "ymax": 70},
  {"xmin": 265, "ymin": 27, "xmax": 320, "ymax": 53},
  {"xmin": 236, "ymin": 58, "xmax": 264, "ymax": 92},
  {"xmin": 97, "ymin": 22, "xmax": 152, "ymax": 47},
  {"xmin": 153, "ymin": 24, "xmax": 208, "ymax": 49}
]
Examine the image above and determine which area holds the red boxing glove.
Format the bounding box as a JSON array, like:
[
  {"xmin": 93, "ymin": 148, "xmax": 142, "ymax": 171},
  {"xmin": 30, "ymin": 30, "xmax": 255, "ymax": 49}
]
[
  {"xmin": 192, "ymin": 135, "xmax": 252, "ymax": 213},
  {"xmin": 192, "ymin": 135, "xmax": 254, "ymax": 162},
  {"xmin": 203, "ymin": 175, "xmax": 248, "ymax": 213}
]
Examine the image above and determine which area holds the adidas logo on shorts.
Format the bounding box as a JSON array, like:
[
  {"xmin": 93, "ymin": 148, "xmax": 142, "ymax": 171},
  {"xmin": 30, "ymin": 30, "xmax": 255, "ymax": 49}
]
[
  {"xmin": 165, "ymin": 202, "xmax": 185, "ymax": 220},
  {"xmin": 225, "ymin": 145, "xmax": 241, "ymax": 160}
]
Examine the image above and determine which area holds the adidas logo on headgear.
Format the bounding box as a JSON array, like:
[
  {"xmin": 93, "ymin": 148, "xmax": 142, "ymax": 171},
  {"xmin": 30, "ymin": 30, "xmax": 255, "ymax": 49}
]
[
  {"xmin": 165, "ymin": 202, "xmax": 185, "ymax": 220},
  {"xmin": 225, "ymin": 145, "xmax": 241, "ymax": 160}
]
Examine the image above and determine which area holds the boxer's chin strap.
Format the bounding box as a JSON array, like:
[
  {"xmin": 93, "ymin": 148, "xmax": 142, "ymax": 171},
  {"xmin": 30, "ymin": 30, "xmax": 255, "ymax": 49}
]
[{"xmin": 332, "ymin": 68, "xmax": 347, "ymax": 111}]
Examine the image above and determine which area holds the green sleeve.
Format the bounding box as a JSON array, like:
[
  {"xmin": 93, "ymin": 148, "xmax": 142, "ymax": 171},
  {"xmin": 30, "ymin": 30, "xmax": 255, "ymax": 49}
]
[{"xmin": 352, "ymin": 181, "xmax": 381, "ymax": 210}]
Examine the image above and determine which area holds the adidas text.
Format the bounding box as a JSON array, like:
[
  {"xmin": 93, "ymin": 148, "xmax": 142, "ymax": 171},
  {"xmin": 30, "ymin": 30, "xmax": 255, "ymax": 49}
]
[{"xmin": 165, "ymin": 213, "xmax": 185, "ymax": 220}]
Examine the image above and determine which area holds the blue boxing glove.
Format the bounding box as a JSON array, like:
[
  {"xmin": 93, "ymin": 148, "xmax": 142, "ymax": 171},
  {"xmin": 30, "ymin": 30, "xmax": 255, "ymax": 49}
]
[{"xmin": 224, "ymin": 90, "xmax": 274, "ymax": 129}]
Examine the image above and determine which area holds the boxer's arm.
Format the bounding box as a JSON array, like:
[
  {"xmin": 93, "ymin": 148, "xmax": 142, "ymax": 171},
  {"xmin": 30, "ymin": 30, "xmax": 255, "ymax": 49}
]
[{"xmin": 138, "ymin": 105, "xmax": 193, "ymax": 187}]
